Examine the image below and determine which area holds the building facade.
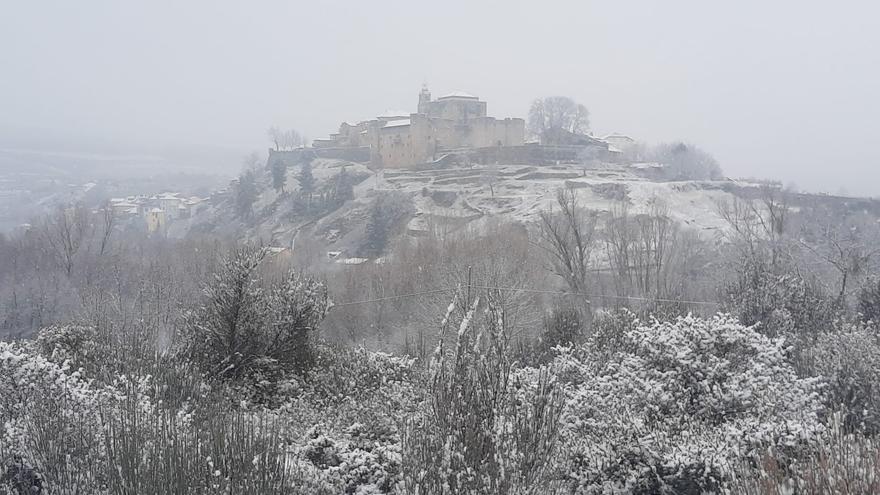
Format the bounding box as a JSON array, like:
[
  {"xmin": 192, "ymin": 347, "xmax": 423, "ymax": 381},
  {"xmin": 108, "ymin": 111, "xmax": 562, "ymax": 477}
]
[{"xmin": 318, "ymin": 87, "xmax": 525, "ymax": 169}]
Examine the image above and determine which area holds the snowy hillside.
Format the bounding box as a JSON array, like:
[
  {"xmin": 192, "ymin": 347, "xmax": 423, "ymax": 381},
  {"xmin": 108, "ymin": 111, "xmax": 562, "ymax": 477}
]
[{"xmin": 176, "ymin": 158, "xmax": 774, "ymax": 261}]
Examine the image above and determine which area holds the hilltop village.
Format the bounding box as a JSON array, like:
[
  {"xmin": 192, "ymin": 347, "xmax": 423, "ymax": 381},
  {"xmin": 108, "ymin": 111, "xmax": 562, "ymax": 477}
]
[{"xmin": 270, "ymin": 87, "xmax": 635, "ymax": 170}]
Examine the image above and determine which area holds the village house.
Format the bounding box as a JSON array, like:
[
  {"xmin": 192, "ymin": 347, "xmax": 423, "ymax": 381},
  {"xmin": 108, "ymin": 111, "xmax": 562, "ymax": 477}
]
[
  {"xmin": 602, "ymin": 133, "xmax": 637, "ymax": 154},
  {"xmin": 109, "ymin": 192, "xmax": 206, "ymax": 235}
]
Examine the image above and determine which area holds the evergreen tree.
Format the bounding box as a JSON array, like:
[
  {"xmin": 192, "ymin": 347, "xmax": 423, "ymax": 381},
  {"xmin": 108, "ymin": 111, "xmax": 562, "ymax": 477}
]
[
  {"xmin": 298, "ymin": 160, "xmax": 316, "ymax": 207},
  {"xmin": 271, "ymin": 160, "xmax": 287, "ymax": 193},
  {"xmin": 360, "ymin": 193, "xmax": 413, "ymax": 257},
  {"xmin": 178, "ymin": 247, "xmax": 328, "ymax": 385},
  {"xmin": 333, "ymin": 167, "xmax": 355, "ymax": 206},
  {"xmin": 234, "ymin": 169, "xmax": 259, "ymax": 219}
]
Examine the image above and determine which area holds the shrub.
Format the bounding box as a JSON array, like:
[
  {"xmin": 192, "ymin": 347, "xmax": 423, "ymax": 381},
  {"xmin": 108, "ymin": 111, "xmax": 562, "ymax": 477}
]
[
  {"xmin": 650, "ymin": 142, "xmax": 723, "ymax": 180},
  {"xmin": 177, "ymin": 247, "xmax": 328, "ymax": 398},
  {"xmin": 722, "ymin": 256, "xmax": 838, "ymax": 366},
  {"xmin": 34, "ymin": 323, "xmax": 105, "ymax": 374},
  {"xmin": 731, "ymin": 412, "xmax": 880, "ymax": 494},
  {"xmin": 0, "ymin": 342, "xmax": 107, "ymax": 493},
  {"xmin": 808, "ymin": 325, "xmax": 880, "ymax": 435},
  {"xmin": 101, "ymin": 376, "xmax": 335, "ymax": 494},
  {"xmin": 554, "ymin": 314, "xmax": 824, "ymax": 493},
  {"xmin": 535, "ymin": 304, "xmax": 586, "ymax": 363},
  {"xmin": 857, "ymin": 277, "xmax": 880, "ymax": 326},
  {"xmin": 402, "ymin": 296, "xmax": 565, "ymax": 494},
  {"xmin": 301, "ymin": 422, "xmax": 403, "ymax": 494}
]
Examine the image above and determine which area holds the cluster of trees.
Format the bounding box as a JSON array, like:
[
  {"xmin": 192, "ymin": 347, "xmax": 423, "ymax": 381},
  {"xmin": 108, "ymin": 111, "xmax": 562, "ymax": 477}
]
[
  {"xmin": 528, "ymin": 96, "xmax": 590, "ymax": 144},
  {"xmin": 266, "ymin": 126, "xmax": 305, "ymax": 151},
  {"xmin": 526, "ymin": 96, "xmax": 724, "ymax": 180},
  {"xmin": 234, "ymin": 154, "xmax": 362, "ymax": 225}
]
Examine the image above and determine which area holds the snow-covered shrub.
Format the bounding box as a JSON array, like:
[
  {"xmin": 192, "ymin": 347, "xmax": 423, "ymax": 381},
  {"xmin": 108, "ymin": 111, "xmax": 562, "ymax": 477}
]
[
  {"xmin": 731, "ymin": 411, "xmax": 880, "ymax": 494},
  {"xmin": 308, "ymin": 346, "xmax": 417, "ymax": 407},
  {"xmin": 808, "ymin": 326, "xmax": 880, "ymax": 434},
  {"xmin": 0, "ymin": 342, "xmax": 107, "ymax": 492},
  {"xmin": 722, "ymin": 256, "xmax": 837, "ymax": 340},
  {"xmin": 33, "ymin": 323, "xmax": 105, "ymax": 373},
  {"xmin": 101, "ymin": 378, "xmax": 320, "ymax": 494},
  {"xmin": 402, "ymin": 297, "xmax": 564, "ymax": 494},
  {"xmin": 857, "ymin": 277, "xmax": 880, "ymax": 326},
  {"xmin": 585, "ymin": 308, "xmax": 639, "ymax": 366},
  {"xmin": 534, "ymin": 303, "xmax": 586, "ymax": 364},
  {"xmin": 177, "ymin": 246, "xmax": 328, "ymax": 399},
  {"xmin": 555, "ymin": 314, "xmax": 824, "ymax": 494},
  {"xmin": 302, "ymin": 422, "xmax": 403, "ymax": 494}
]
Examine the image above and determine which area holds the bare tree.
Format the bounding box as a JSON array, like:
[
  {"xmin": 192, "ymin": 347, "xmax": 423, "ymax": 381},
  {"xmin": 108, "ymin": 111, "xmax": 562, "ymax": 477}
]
[
  {"xmin": 605, "ymin": 199, "xmax": 681, "ymax": 301},
  {"xmin": 98, "ymin": 202, "xmax": 116, "ymax": 257},
  {"xmin": 527, "ymin": 96, "xmax": 590, "ymax": 142},
  {"xmin": 716, "ymin": 186, "xmax": 790, "ymax": 269},
  {"xmin": 537, "ymin": 188, "xmax": 597, "ymax": 304},
  {"xmin": 40, "ymin": 205, "xmax": 90, "ymax": 277},
  {"xmin": 799, "ymin": 212, "xmax": 880, "ymax": 303},
  {"xmin": 282, "ymin": 129, "xmax": 303, "ymax": 150},
  {"xmin": 268, "ymin": 127, "xmax": 303, "ymax": 151},
  {"xmin": 267, "ymin": 127, "xmax": 282, "ymax": 151}
]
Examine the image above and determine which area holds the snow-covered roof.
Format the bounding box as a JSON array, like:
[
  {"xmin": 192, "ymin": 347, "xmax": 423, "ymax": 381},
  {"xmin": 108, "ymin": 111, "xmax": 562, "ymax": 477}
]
[
  {"xmin": 378, "ymin": 109, "xmax": 410, "ymax": 118},
  {"xmin": 382, "ymin": 118, "xmax": 411, "ymax": 129},
  {"xmin": 438, "ymin": 91, "xmax": 478, "ymax": 100},
  {"xmin": 149, "ymin": 207, "xmax": 164, "ymax": 213},
  {"xmin": 602, "ymin": 133, "xmax": 634, "ymax": 140}
]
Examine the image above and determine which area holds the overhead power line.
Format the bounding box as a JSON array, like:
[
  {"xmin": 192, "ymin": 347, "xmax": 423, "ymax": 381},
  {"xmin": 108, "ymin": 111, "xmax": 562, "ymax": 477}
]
[{"xmin": 327, "ymin": 284, "xmax": 720, "ymax": 310}]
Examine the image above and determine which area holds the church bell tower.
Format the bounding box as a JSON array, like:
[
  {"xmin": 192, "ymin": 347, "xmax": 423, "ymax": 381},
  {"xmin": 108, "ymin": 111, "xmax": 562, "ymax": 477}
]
[{"xmin": 418, "ymin": 84, "xmax": 431, "ymax": 115}]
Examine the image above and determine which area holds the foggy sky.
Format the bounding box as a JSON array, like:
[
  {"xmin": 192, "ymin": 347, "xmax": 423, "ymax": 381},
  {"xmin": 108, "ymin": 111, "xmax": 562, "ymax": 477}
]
[{"xmin": 2, "ymin": 1, "xmax": 878, "ymax": 195}]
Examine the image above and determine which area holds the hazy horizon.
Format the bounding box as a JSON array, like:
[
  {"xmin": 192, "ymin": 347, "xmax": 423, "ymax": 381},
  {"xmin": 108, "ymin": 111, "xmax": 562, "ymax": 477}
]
[{"xmin": 2, "ymin": 1, "xmax": 878, "ymax": 195}]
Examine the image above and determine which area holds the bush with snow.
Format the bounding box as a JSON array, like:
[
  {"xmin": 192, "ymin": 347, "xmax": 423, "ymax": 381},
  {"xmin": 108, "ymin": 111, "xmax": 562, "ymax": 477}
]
[
  {"xmin": 302, "ymin": 422, "xmax": 403, "ymax": 494},
  {"xmin": 0, "ymin": 342, "xmax": 107, "ymax": 492},
  {"xmin": 809, "ymin": 325, "xmax": 880, "ymax": 435},
  {"xmin": 402, "ymin": 297, "xmax": 565, "ymax": 494},
  {"xmin": 554, "ymin": 314, "xmax": 824, "ymax": 493}
]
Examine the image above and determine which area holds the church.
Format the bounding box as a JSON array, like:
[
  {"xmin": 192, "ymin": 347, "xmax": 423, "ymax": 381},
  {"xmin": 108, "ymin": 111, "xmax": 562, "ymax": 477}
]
[{"xmin": 315, "ymin": 87, "xmax": 525, "ymax": 169}]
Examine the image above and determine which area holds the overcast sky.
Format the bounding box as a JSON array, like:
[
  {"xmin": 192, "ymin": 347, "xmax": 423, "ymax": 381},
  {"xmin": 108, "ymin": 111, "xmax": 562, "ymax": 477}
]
[{"xmin": 1, "ymin": 1, "xmax": 878, "ymax": 194}]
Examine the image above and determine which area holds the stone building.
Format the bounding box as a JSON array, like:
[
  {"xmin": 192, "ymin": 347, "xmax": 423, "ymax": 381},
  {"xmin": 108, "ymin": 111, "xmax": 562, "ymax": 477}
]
[{"xmin": 317, "ymin": 87, "xmax": 525, "ymax": 169}]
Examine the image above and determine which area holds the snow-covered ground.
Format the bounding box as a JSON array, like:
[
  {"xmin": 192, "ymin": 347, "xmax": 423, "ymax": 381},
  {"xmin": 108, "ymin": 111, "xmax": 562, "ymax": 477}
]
[
  {"xmin": 373, "ymin": 162, "xmax": 742, "ymax": 238},
  {"xmin": 181, "ymin": 159, "xmax": 771, "ymax": 257}
]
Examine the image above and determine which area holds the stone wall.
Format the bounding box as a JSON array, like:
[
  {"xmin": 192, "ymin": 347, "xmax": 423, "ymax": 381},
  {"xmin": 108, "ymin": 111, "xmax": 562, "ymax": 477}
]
[
  {"xmin": 267, "ymin": 147, "xmax": 370, "ymax": 167},
  {"xmin": 446, "ymin": 144, "xmax": 616, "ymax": 165}
]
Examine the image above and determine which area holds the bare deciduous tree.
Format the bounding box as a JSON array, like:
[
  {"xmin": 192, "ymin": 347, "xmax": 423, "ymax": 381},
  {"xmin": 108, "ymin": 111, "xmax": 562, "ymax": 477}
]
[
  {"xmin": 538, "ymin": 188, "xmax": 597, "ymax": 304},
  {"xmin": 716, "ymin": 186, "xmax": 790, "ymax": 269},
  {"xmin": 267, "ymin": 127, "xmax": 303, "ymax": 151},
  {"xmin": 605, "ymin": 199, "xmax": 691, "ymax": 304},
  {"xmin": 40, "ymin": 205, "xmax": 90, "ymax": 277}
]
